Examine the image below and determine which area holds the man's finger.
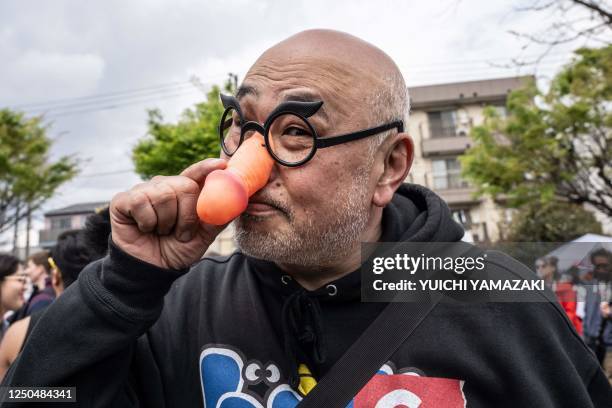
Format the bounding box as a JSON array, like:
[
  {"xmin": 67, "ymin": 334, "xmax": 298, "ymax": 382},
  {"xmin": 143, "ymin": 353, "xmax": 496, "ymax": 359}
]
[
  {"xmin": 164, "ymin": 176, "xmax": 201, "ymax": 242},
  {"xmin": 148, "ymin": 180, "xmax": 178, "ymax": 236},
  {"xmin": 128, "ymin": 190, "xmax": 158, "ymax": 233},
  {"xmin": 180, "ymin": 158, "xmax": 227, "ymax": 189}
]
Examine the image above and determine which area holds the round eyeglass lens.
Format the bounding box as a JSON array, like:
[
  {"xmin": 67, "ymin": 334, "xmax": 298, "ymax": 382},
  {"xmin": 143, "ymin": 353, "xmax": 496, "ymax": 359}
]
[
  {"xmin": 220, "ymin": 107, "xmax": 241, "ymax": 155},
  {"xmin": 268, "ymin": 113, "xmax": 315, "ymax": 164}
]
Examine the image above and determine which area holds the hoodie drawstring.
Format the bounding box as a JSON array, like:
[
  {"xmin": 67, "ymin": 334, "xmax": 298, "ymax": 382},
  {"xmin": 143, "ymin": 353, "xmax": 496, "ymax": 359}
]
[{"xmin": 281, "ymin": 289, "xmax": 327, "ymax": 389}]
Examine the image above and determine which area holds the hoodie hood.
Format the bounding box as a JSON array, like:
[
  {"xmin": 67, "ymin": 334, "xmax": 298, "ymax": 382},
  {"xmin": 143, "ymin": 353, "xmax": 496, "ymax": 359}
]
[{"xmin": 380, "ymin": 183, "xmax": 464, "ymax": 243}]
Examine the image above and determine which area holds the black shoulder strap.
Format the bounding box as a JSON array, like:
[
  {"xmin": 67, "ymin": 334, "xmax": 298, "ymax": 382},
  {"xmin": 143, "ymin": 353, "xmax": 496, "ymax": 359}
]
[
  {"xmin": 297, "ymin": 241, "xmax": 481, "ymax": 407},
  {"xmin": 296, "ymin": 298, "xmax": 441, "ymax": 408}
]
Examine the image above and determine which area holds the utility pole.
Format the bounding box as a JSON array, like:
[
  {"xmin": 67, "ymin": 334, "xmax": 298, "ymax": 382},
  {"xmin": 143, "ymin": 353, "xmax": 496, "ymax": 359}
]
[
  {"xmin": 228, "ymin": 73, "xmax": 238, "ymax": 91},
  {"xmin": 25, "ymin": 202, "xmax": 31, "ymax": 258},
  {"xmin": 12, "ymin": 200, "xmax": 20, "ymax": 256},
  {"xmin": 189, "ymin": 75, "xmax": 208, "ymax": 95},
  {"xmin": 189, "ymin": 73, "xmax": 239, "ymax": 96}
]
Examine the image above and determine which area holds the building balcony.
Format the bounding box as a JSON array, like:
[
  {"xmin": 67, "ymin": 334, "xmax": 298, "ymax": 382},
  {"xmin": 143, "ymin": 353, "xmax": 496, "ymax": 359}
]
[
  {"xmin": 421, "ymin": 135, "xmax": 473, "ymax": 157},
  {"xmin": 436, "ymin": 186, "xmax": 480, "ymax": 206}
]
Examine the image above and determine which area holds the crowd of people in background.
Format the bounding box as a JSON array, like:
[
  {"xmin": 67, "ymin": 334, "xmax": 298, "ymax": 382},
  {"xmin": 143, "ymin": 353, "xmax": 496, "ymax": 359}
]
[
  {"xmin": 537, "ymin": 248, "xmax": 612, "ymax": 382},
  {"xmin": 0, "ymin": 207, "xmax": 111, "ymax": 380}
]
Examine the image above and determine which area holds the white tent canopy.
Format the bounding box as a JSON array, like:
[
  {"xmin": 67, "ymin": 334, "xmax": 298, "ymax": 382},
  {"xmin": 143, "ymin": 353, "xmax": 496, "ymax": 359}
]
[{"xmin": 546, "ymin": 234, "xmax": 612, "ymax": 274}]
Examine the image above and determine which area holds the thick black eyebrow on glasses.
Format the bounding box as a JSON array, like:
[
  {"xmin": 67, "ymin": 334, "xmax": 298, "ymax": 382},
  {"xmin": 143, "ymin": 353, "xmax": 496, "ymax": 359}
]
[
  {"xmin": 279, "ymin": 91, "xmax": 329, "ymax": 121},
  {"xmin": 235, "ymin": 86, "xmax": 329, "ymax": 122}
]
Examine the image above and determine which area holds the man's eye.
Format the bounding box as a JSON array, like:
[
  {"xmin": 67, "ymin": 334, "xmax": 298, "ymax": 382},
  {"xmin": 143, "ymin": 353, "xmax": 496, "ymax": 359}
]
[{"xmin": 284, "ymin": 126, "xmax": 310, "ymax": 137}]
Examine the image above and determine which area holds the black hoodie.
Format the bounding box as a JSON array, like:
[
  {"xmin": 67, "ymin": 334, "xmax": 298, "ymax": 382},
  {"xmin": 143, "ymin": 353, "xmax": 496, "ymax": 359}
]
[{"xmin": 2, "ymin": 185, "xmax": 610, "ymax": 407}]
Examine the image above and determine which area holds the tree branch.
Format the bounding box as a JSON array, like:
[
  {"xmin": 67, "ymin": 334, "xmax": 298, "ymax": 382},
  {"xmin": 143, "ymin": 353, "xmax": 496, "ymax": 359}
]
[{"xmin": 573, "ymin": 0, "xmax": 612, "ymax": 25}]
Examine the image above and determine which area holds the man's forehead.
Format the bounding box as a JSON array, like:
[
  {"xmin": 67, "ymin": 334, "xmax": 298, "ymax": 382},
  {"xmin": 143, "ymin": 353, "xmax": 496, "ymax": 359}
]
[
  {"xmin": 238, "ymin": 59, "xmax": 367, "ymax": 122},
  {"xmin": 236, "ymin": 84, "xmax": 322, "ymax": 101}
]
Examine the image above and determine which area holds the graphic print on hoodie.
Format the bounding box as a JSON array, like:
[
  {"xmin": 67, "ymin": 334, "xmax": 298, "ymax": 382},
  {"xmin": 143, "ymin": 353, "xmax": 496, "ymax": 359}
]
[{"xmin": 199, "ymin": 344, "xmax": 467, "ymax": 407}]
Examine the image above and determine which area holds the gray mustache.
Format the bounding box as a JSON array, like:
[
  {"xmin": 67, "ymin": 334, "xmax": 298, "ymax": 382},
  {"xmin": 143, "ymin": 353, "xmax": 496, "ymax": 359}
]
[{"xmin": 249, "ymin": 194, "xmax": 291, "ymax": 217}]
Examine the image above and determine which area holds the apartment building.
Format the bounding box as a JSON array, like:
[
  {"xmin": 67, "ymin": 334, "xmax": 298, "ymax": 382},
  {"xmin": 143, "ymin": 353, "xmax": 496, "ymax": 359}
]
[
  {"xmin": 407, "ymin": 76, "xmax": 532, "ymax": 242},
  {"xmin": 38, "ymin": 201, "xmax": 109, "ymax": 248}
]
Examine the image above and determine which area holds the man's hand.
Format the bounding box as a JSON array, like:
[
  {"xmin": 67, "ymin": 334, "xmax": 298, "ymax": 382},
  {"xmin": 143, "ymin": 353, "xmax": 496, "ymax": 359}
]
[{"xmin": 110, "ymin": 158, "xmax": 228, "ymax": 270}]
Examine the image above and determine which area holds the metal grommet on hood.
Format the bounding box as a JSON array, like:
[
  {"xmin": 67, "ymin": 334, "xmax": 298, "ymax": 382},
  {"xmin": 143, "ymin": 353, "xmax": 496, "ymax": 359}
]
[
  {"xmin": 326, "ymin": 284, "xmax": 337, "ymax": 296},
  {"xmin": 281, "ymin": 275, "xmax": 292, "ymax": 285}
]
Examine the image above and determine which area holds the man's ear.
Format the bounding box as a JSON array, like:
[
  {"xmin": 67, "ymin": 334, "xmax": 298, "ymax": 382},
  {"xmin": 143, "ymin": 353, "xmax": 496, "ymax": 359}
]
[{"xmin": 373, "ymin": 133, "xmax": 414, "ymax": 207}]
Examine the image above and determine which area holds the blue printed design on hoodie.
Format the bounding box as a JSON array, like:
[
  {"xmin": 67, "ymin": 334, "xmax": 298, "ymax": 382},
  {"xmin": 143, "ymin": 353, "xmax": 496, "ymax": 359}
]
[{"xmin": 199, "ymin": 345, "xmax": 412, "ymax": 408}]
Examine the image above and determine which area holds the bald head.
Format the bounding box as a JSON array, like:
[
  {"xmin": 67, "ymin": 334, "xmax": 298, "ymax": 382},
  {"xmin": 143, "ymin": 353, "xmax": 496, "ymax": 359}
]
[
  {"xmin": 253, "ymin": 29, "xmax": 398, "ymax": 78},
  {"xmin": 233, "ymin": 30, "xmax": 414, "ymax": 277},
  {"xmin": 244, "ymin": 29, "xmax": 409, "ymax": 140}
]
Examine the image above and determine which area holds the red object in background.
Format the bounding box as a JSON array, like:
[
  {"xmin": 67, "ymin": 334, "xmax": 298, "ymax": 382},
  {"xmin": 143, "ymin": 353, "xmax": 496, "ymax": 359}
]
[
  {"xmin": 354, "ymin": 375, "xmax": 466, "ymax": 408},
  {"xmin": 555, "ymin": 282, "xmax": 583, "ymax": 336}
]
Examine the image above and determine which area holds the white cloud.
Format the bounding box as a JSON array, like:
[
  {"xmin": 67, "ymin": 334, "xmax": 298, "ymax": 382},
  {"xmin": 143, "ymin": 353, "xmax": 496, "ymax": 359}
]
[{"xmin": 3, "ymin": 50, "xmax": 105, "ymax": 104}]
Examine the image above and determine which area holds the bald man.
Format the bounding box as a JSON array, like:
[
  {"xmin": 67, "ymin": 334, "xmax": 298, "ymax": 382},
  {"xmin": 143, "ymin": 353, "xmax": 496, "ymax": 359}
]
[{"xmin": 3, "ymin": 30, "xmax": 610, "ymax": 407}]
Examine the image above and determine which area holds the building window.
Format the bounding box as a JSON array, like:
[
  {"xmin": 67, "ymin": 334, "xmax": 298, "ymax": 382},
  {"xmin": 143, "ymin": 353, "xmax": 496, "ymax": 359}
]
[
  {"xmin": 432, "ymin": 158, "xmax": 468, "ymax": 189},
  {"xmin": 50, "ymin": 216, "xmax": 71, "ymax": 230},
  {"xmin": 493, "ymin": 105, "xmax": 507, "ymax": 118},
  {"xmin": 451, "ymin": 209, "xmax": 472, "ymax": 227},
  {"xmin": 427, "ymin": 110, "xmax": 457, "ymax": 138}
]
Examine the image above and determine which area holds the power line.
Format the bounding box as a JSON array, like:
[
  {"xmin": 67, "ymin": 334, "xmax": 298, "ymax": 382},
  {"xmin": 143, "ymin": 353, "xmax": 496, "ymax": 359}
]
[
  {"xmin": 1, "ymin": 53, "xmax": 577, "ymax": 120},
  {"xmin": 7, "ymin": 80, "xmax": 190, "ymax": 109},
  {"xmin": 4, "ymin": 73, "xmax": 228, "ymax": 111},
  {"xmin": 22, "ymin": 82, "xmax": 196, "ymax": 113},
  {"xmin": 43, "ymin": 88, "xmax": 202, "ymax": 118},
  {"xmin": 406, "ymin": 60, "xmax": 566, "ymax": 76},
  {"xmin": 400, "ymin": 50, "xmax": 574, "ymax": 69},
  {"xmin": 4, "ymin": 52, "xmax": 575, "ymax": 110},
  {"xmin": 39, "ymin": 64, "xmax": 563, "ymax": 117}
]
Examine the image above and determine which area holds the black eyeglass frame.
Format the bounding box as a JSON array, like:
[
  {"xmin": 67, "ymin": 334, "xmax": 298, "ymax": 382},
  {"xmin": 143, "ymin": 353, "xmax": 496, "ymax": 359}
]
[{"xmin": 219, "ymin": 94, "xmax": 404, "ymax": 167}]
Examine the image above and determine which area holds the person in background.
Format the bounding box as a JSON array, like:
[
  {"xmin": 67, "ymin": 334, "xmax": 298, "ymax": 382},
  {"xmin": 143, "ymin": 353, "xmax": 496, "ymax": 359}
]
[
  {"xmin": 0, "ymin": 255, "xmax": 27, "ymax": 340},
  {"xmin": 5, "ymin": 251, "xmax": 54, "ymax": 326},
  {"xmin": 535, "ymin": 256, "xmax": 560, "ymax": 285},
  {"xmin": 583, "ymin": 247, "xmax": 612, "ymax": 383},
  {"xmin": 0, "ymin": 208, "xmax": 111, "ymax": 381},
  {"xmin": 81, "ymin": 206, "xmax": 112, "ymax": 260},
  {"xmin": 536, "ymin": 256, "xmax": 583, "ymax": 335},
  {"xmin": 22, "ymin": 251, "xmax": 54, "ymax": 316}
]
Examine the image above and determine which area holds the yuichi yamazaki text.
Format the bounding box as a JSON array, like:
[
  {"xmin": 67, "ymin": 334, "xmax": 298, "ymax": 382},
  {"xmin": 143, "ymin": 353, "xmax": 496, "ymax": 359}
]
[{"xmin": 372, "ymin": 279, "xmax": 544, "ymax": 292}]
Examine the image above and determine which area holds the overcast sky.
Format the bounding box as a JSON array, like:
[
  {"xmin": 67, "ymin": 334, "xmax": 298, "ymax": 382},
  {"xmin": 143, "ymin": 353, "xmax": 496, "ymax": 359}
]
[{"xmin": 0, "ymin": 0, "xmax": 598, "ymax": 248}]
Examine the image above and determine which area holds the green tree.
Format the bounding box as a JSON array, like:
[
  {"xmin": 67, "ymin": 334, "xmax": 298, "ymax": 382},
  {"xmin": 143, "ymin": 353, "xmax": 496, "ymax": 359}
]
[
  {"xmin": 132, "ymin": 78, "xmax": 236, "ymax": 179},
  {"xmin": 0, "ymin": 109, "xmax": 79, "ymax": 236},
  {"xmin": 461, "ymin": 45, "xmax": 612, "ymax": 217},
  {"xmin": 505, "ymin": 201, "xmax": 602, "ymax": 242}
]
